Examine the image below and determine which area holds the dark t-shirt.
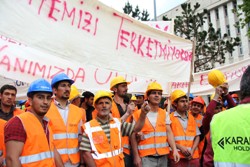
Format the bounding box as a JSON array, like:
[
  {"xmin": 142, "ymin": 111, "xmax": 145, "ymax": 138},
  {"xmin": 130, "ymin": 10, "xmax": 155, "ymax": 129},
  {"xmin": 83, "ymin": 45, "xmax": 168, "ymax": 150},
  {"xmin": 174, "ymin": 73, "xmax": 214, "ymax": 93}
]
[
  {"xmin": 0, "ymin": 106, "xmax": 15, "ymax": 121},
  {"xmin": 86, "ymin": 106, "xmax": 95, "ymax": 122}
]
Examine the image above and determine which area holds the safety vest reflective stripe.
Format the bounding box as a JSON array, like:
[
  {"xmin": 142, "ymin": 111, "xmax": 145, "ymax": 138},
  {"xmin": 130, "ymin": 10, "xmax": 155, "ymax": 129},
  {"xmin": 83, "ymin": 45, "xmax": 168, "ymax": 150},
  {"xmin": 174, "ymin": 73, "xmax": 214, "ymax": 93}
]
[
  {"xmin": 0, "ymin": 150, "xmax": 2, "ymax": 156},
  {"xmin": 195, "ymin": 119, "xmax": 202, "ymax": 125},
  {"xmin": 138, "ymin": 143, "xmax": 169, "ymax": 150},
  {"xmin": 19, "ymin": 151, "xmax": 54, "ymax": 164},
  {"xmin": 53, "ymin": 133, "xmax": 78, "ymax": 140},
  {"xmin": 92, "ymin": 148, "xmax": 123, "ymax": 160},
  {"xmin": 124, "ymin": 144, "xmax": 130, "ymax": 149},
  {"xmin": 57, "ymin": 148, "xmax": 79, "ymax": 155},
  {"xmin": 214, "ymin": 162, "xmax": 250, "ymax": 167},
  {"xmin": 174, "ymin": 136, "xmax": 194, "ymax": 141},
  {"xmin": 85, "ymin": 118, "xmax": 122, "ymax": 157},
  {"xmin": 143, "ymin": 132, "xmax": 167, "ymax": 139}
]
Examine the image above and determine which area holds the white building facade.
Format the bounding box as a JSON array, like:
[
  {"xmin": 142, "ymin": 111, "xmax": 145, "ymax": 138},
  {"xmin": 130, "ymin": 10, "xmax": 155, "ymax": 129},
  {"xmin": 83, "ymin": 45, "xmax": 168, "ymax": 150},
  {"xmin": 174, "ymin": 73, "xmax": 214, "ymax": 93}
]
[{"xmin": 157, "ymin": 0, "xmax": 250, "ymax": 67}]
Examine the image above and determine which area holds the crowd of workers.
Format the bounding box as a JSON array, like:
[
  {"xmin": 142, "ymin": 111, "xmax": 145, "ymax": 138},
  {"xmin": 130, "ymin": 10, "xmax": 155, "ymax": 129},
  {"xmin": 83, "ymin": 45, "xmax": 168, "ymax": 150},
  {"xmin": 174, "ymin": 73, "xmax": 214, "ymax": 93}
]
[{"xmin": 0, "ymin": 66, "xmax": 249, "ymax": 167}]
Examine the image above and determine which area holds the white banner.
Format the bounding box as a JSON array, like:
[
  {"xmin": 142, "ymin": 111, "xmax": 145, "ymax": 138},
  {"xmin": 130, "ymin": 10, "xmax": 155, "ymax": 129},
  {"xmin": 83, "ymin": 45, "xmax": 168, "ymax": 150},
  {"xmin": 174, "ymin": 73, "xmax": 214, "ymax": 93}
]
[
  {"xmin": 0, "ymin": 0, "xmax": 192, "ymax": 85},
  {"xmin": 143, "ymin": 21, "xmax": 174, "ymax": 34}
]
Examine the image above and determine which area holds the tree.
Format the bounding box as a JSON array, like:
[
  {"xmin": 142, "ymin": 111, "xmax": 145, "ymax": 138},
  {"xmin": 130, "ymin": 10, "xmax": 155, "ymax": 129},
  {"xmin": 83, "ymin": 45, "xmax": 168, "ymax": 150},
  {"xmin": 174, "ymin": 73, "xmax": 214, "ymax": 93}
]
[
  {"xmin": 233, "ymin": 0, "xmax": 250, "ymax": 37},
  {"xmin": 163, "ymin": 3, "xmax": 240, "ymax": 72},
  {"xmin": 123, "ymin": 2, "xmax": 150, "ymax": 21}
]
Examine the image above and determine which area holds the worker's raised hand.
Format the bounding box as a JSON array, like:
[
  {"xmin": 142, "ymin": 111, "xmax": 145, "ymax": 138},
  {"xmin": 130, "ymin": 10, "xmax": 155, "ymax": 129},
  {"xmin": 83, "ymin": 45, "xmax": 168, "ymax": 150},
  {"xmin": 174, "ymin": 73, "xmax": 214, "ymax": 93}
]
[
  {"xmin": 126, "ymin": 102, "xmax": 136, "ymax": 115},
  {"xmin": 220, "ymin": 82, "xmax": 229, "ymax": 96},
  {"xmin": 141, "ymin": 101, "xmax": 150, "ymax": 115}
]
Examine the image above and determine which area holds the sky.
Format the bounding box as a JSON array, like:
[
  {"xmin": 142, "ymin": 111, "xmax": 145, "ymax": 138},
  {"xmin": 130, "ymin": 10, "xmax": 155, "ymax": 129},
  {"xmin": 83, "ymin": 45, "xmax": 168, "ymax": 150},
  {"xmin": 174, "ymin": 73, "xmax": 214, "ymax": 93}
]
[{"xmin": 99, "ymin": 0, "xmax": 187, "ymax": 20}]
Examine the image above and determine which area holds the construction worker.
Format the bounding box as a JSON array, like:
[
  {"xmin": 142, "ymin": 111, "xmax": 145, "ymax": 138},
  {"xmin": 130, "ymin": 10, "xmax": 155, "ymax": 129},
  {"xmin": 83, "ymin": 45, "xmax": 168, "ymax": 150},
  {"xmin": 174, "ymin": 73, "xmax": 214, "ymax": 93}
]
[
  {"xmin": 189, "ymin": 96, "xmax": 206, "ymax": 164},
  {"xmin": 80, "ymin": 91, "xmax": 95, "ymax": 122},
  {"xmin": 46, "ymin": 73, "xmax": 84, "ymax": 167},
  {"xmin": 169, "ymin": 89, "xmax": 200, "ymax": 166},
  {"xmin": 0, "ymin": 84, "xmax": 23, "ymax": 121},
  {"xmin": 231, "ymin": 93, "xmax": 239, "ymax": 104},
  {"xmin": 91, "ymin": 76, "xmax": 136, "ymax": 166},
  {"xmin": 210, "ymin": 66, "xmax": 250, "ymax": 166},
  {"xmin": 202, "ymin": 69, "xmax": 236, "ymax": 166},
  {"xmin": 69, "ymin": 85, "xmax": 86, "ymax": 123},
  {"xmin": 130, "ymin": 95, "xmax": 137, "ymax": 104},
  {"xmin": 131, "ymin": 82, "xmax": 180, "ymax": 167},
  {"xmin": 135, "ymin": 93, "xmax": 144, "ymax": 109},
  {"xmin": 80, "ymin": 90, "xmax": 149, "ymax": 167},
  {"xmin": 4, "ymin": 79, "xmax": 64, "ymax": 166}
]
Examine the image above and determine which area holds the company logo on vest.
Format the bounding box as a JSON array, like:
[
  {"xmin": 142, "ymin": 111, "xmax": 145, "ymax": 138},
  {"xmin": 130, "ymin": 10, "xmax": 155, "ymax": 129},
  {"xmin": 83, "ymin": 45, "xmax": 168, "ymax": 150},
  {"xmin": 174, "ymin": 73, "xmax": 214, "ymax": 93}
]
[{"xmin": 218, "ymin": 136, "xmax": 250, "ymax": 151}]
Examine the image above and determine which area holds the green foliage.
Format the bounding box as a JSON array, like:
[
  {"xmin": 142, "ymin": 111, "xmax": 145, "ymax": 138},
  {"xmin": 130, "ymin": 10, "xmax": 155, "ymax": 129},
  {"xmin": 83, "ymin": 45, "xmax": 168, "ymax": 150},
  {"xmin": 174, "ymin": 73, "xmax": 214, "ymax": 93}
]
[
  {"xmin": 163, "ymin": 3, "xmax": 240, "ymax": 72},
  {"xmin": 233, "ymin": 0, "xmax": 250, "ymax": 37},
  {"xmin": 123, "ymin": 2, "xmax": 150, "ymax": 21}
]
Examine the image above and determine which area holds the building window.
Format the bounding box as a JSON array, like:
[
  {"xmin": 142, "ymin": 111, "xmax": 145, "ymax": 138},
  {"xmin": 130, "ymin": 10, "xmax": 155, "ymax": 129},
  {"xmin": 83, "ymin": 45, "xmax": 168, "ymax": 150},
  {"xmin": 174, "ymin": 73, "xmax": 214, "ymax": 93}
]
[
  {"xmin": 233, "ymin": 0, "xmax": 237, "ymax": 10},
  {"xmin": 218, "ymin": 28, "xmax": 221, "ymax": 39},
  {"xmin": 224, "ymin": 5, "xmax": 228, "ymax": 17},
  {"xmin": 237, "ymin": 27, "xmax": 241, "ymax": 34},
  {"xmin": 226, "ymin": 25, "xmax": 230, "ymax": 36},
  {"xmin": 215, "ymin": 9, "xmax": 219, "ymax": 20},
  {"xmin": 207, "ymin": 12, "xmax": 211, "ymax": 23},
  {"xmin": 239, "ymin": 43, "xmax": 243, "ymax": 55}
]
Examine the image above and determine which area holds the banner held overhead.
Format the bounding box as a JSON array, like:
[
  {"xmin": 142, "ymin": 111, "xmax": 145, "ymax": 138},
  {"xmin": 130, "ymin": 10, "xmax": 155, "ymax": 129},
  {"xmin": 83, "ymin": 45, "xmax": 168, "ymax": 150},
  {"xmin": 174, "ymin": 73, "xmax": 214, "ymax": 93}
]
[{"xmin": 0, "ymin": 0, "xmax": 192, "ymax": 84}]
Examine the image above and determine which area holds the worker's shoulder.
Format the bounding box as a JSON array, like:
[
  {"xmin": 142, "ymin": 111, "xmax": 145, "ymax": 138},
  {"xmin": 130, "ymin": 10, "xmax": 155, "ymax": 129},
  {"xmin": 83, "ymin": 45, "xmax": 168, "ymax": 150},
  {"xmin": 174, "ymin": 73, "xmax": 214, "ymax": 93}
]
[{"xmin": 214, "ymin": 104, "xmax": 250, "ymax": 121}]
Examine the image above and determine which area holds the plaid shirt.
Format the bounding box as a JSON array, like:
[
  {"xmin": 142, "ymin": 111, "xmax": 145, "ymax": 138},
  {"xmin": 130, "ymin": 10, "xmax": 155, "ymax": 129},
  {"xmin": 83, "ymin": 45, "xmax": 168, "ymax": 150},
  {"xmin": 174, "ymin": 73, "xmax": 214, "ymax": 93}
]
[{"xmin": 4, "ymin": 111, "xmax": 50, "ymax": 144}]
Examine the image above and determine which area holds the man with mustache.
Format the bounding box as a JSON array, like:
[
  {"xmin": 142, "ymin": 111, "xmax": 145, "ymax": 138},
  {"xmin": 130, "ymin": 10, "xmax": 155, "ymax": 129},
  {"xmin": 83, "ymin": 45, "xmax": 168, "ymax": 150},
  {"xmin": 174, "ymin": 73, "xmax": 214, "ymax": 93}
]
[
  {"xmin": 46, "ymin": 73, "xmax": 84, "ymax": 167},
  {"xmin": 169, "ymin": 90, "xmax": 200, "ymax": 166},
  {"xmin": 4, "ymin": 79, "xmax": 64, "ymax": 166},
  {"xmin": 0, "ymin": 84, "xmax": 23, "ymax": 121}
]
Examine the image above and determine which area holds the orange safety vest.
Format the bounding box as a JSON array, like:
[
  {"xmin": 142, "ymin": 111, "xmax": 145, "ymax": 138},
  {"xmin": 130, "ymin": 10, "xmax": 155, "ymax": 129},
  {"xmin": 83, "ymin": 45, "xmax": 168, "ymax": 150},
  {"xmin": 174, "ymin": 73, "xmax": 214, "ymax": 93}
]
[
  {"xmin": 192, "ymin": 113, "xmax": 205, "ymax": 159},
  {"xmin": 15, "ymin": 112, "xmax": 55, "ymax": 166},
  {"xmin": 80, "ymin": 108, "xmax": 86, "ymax": 123},
  {"xmin": 122, "ymin": 115, "xmax": 133, "ymax": 155},
  {"xmin": 169, "ymin": 111, "xmax": 199, "ymax": 159},
  {"xmin": 0, "ymin": 119, "xmax": 5, "ymax": 157},
  {"xmin": 92, "ymin": 101, "xmax": 132, "ymax": 155},
  {"xmin": 1, "ymin": 109, "xmax": 23, "ymax": 160},
  {"xmin": 133, "ymin": 108, "xmax": 170, "ymax": 157},
  {"xmin": 82, "ymin": 118, "xmax": 124, "ymax": 167},
  {"xmin": 14, "ymin": 108, "xmax": 24, "ymax": 115},
  {"xmin": 46, "ymin": 102, "xmax": 83, "ymax": 164}
]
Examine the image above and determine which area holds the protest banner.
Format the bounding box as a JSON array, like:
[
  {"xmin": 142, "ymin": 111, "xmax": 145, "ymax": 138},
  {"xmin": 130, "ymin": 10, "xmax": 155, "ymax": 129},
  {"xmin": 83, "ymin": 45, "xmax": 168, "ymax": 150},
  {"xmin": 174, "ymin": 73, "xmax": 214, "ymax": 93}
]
[{"xmin": 0, "ymin": 0, "xmax": 192, "ymax": 87}]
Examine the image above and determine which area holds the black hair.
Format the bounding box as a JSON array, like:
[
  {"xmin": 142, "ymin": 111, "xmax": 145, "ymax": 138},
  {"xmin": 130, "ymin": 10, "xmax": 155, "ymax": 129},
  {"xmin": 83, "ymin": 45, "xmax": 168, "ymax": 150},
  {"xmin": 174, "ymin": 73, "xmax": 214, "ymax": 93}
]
[
  {"xmin": 0, "ymin": 84, "xmax": 17, "ymax": 94},
  {"xmin": 240, "ymin": 66, "xmax": 250, "ymax": 100}
]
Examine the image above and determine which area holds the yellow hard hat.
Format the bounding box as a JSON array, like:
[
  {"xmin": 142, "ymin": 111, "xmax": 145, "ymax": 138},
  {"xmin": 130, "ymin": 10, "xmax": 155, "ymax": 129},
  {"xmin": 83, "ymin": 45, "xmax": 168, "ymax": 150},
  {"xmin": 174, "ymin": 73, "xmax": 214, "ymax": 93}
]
[
  {"xmin": 208, "ymin": 69, "xmax": 227, "ymax": 88},
  {"xmin": 130, "ymin": 95, "xmax": 137, "ymax": 101},
  {"xmin": 94, "ymin": 90, "xmax": 113, "ymax": 104},
  {"xmin": 146, "ymin": 82, "xmax": 163, "ymax": 95},
  {"xmin": 170, "ymin": 90, "xmax": 186, "ymax": 103},
  {"xmin": 110, "ymin": 76, "xmax": 130, "ymax": 90},
  {"xmin": 69, "ymin": 85, "xmax": 82, "ymax": 101},
  {"xmin": 210, "ymin": 93, "xmax": 222, "ymax": 101}
]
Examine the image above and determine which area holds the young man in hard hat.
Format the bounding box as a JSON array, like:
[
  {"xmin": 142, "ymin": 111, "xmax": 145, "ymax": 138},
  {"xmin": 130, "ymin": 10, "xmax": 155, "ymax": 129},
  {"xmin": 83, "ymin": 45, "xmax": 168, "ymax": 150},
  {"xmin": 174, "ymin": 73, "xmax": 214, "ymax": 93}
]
[
  {"xmin": 210, "ymin": 66, "xmax": 250, "ymax": 166},
  {"xmin": 80, "ymin": 90, "xmax": 149, "ymax": 167},
  {"xmin": 135, "ymin": 93, "xmax": 145, "ymax": 109},
  {"xmin": 0, "ymin": 84, "xmax": 23, "ymax": 121},
  {"xmin": 80, "ymin": 91, "xmax": 95, "ymax": 122},
  {"xmin": 46, "ymin": 73, "xmax": 84, "ymax": 167},
  {"xmin": 169, "ymin": 89, "xmax": 200, "ymax": 166},
  {"xmin": 4, "ymin": 79, "xmax": 64, "ymax": 166},
  {"xmin": 189, "ymin": 96, "xmax": 206, "ymax": 164},
  {"xmin": 131, "ymin": 82, "xmax": 180, "ymax": 167},
  {"xmin": 69, "ymin": 85, "xmax": 86, "ymax": 123}
]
